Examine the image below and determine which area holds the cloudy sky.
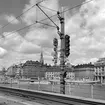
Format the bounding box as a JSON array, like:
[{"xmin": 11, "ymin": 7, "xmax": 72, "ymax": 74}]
[{"xmin": 0, "ymin": 0, "xmax": 105, "ymax": 69}]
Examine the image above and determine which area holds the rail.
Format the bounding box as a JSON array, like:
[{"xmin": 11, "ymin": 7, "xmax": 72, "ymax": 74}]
[{"xmin": 0, "ymin": 86, "xmax": 105, "ymax": 105}]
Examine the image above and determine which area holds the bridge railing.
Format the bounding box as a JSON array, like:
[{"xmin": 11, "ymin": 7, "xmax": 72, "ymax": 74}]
[
  {"xmin": 1, "ymin": 81, "xmax": 105, "ymax": 100},
  {"xmin": 0, "ymin": 86, "xmax": 105, "ymax": 105}
]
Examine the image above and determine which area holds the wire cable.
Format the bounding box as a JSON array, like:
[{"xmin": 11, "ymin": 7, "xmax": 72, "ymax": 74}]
[
  {"xmin": 38, "ymin": 4, "xmax": 58, "ymax": 12},
  {"xmin": 36, "ymin": 4, "xmax": 59, "ymax": 28},
  {"xmin": 1, "ymin": 0, "xmax": 45, "ymax": 29},
  {"xmin": 0, "ymin": 0, "xmax": 94, "ymax": 40},
  {"xmin": 1, "ymin": 0, "xmax": 93, "ymax": 31},
  {"xmin": 36, "ymin": 21, "xmax": 57, "ymax": 28},
  {"xmin": 64, "ymin": 0, "xmax": 93, "ymax": 13}
]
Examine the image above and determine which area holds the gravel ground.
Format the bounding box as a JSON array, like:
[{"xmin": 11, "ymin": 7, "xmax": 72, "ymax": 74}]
[{"xmin": 0, "ymin": 93, "xmax": 44, "ymax": 105}]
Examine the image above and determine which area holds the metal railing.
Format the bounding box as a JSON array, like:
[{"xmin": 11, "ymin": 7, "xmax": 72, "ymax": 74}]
[
  {"xmin": 1, "ymin": 80, "xmax": 105, "ymax": 100},
  {"xmin": 0, "ymin": 85, "xmax": 105, "ymax": 105}
]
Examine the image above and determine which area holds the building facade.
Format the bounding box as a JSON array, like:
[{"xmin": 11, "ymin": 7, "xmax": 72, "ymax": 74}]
[
  {"xmin": 94, "ymin": 58, "xmax": 105, "ymax": 83},
  {"xmin": 6, "ymin": 65, "xmax": 18, "ymax": 77},
  {"xmin": 22, "ymin": 60, "xmax": 46, "ymax": 78},
  {"xmin": 6, "ymin": 64, "xmax": 23, "ymax": 78},
  {"xmin": 45, "ymin": 66, "xmax": 75, "ymax": 80},
  {"xmin": 74, "ymin": 63, "xmax": 94, "ymax": 80}
]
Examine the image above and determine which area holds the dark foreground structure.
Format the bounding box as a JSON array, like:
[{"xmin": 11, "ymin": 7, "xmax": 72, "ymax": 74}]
[{"xmin": 0, "ymin": 86, "xmax": 105, "ymax": 105}]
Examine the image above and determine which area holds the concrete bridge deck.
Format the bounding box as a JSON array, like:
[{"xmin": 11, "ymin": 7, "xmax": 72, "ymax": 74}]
[
  {"xmin": 0, "ymin": 92, "xmax": 44, "ymax": 105},
  {"xmin": 0, "ymin": 86, "xmax": 105, "ymax": 105}
]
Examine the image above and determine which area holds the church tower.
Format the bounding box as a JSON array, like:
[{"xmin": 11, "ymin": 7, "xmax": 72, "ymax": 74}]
[{"xmin": 40, "ymin": 50, "xmax": 44, "ymax": 65}]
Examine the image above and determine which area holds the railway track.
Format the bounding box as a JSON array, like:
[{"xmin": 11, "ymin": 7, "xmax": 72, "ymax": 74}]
[
  {"xmin": 0, "ymin": 86, "xmax": 105, "ymax": 105},
  {"xmin": 0, "ymin": 87, "xmax": 45, "ymax": 105},
  {"xmin": 0, "ymin": 92, "xmax": 43, "ymax": 105}
]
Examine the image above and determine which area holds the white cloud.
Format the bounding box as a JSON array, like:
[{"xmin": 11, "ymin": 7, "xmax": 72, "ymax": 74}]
[
  {"xmin": 17, "ymin": 40, "xmax": 41, "ymax": 54},
  {"xmin": 65, "ymin": 0, "xmax": 105, "ymax": 64},
  {"xmin": 5, "ymin": 15, "xmax": 20, "ymax": 24},
  {"xmin": 0, "ymin": 29, "xmax": 46, "ymax": 68},
  {"xmin": 22, "ymin": 0, "xmax": 105, "ymax": 65},
  {"xmin": 72, "ymin": 57, "xmax": 98, "ymax": 65},
  {"xmin": 72, "ymin": 58, "xmax": 88, "ymax": 65},
  {"xmin": 0, "ymin": 47, "xmax": 7, "ymax": 58},
  {"xmin": 2, "ymin": 0, "xmax": 105, "ymax": 67},
  {"xmin": 89, "ymin": 58, "xmax": 98, "ymax": 63},
  {"xmin": 0, "ymin": 31, "xmax": 42, "ymax": 55},
  {"xmin": 22, "ymin": 0, "xmax": 59, "ymax": 25},
  {"xmin": 0, "ymin": 32, "xmax": 23, "ymax": 50},
  {"xmin": 25, "ymin": 28, "xmax": 58, "ymax": 48},
  {"xmin": 0, "ymin": 0, "xmax": 60, "ymax": 67},
  {"xmin": 80, "ymin": 0, "xmax": 105, "ymax": 29},
  {"xmin": 65, "ymin": 14, "xmax": 81, "ymax": 35}
]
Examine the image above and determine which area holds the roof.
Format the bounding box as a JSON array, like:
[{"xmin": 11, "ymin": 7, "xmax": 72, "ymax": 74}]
[
  {"xmin": 94, "ymin": 57, "xmax": 105, "ymax": 66},
  {"xmin": 46, "ymin": 66, "xmax": 74, "ymax": 72},
  {"xmin": 74, "ymin": 67, "xmax": 94, "ymax": 71}
]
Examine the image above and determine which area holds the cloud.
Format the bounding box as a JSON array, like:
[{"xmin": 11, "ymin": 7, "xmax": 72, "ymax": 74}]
[
  {"xmin": 5, "ymin": 15, "xmax": 20, "ymax": 24},
  {"xmin": 0, "ymin": 32, "xmax": 23, "ymax": 50},
  {"xmin": 59, "ymin": 0, "xmax": 85, "ymax": 7},
  {"xmin": 0, "ymin": 0, "xmax": 60, "ymax": 67},
  {"xmin": 65, "ymin": 0, "xmax": 105, "ymax": 64},
  {"xmin": 0, "ymin": 31, "xmax": 42, "ymax": 55},
  {"xmin": 25, "ymin": 28, "xmax": 58, "ymax": 48},
  {"xmin": 2, "ymin": 0, "xmax": 105, "ymax": 67},
  {"xmin": 17, "ymin": 40, "xmax": 41, "ymax": 54},
  {"xmin": 0, "ymin": 47, "xmax": 7, "ymax": 58},
  {"xmin": 72, "ymin": 57, "xmax": 98, "ymax": 65},
  {"xmin": 23, "ymin": 0, "xmax": 105, "ymax": 65},
  {"xmin": 72, "ymin": 58, "xmax": 88, "ymax": 64},
  {"xmin": 0, "ymin": 51, "xmax": 42, "ymax": 68},
  {"xmin": 65, "ymin": 13, "xmax": 81, "ymax": 35},
  {"xmin": 0, "ymin": 33, "xmax": 42, "ymax": 68},
  {"xmin": 22, "ymin": 0, "xmax": 59, "ymax": 25},
  {"xmin": 80, "ymin": 0, "xmax": 105, "ymax": 29}
]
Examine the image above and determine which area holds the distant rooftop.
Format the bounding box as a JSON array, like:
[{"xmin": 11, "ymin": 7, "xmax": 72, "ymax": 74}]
[
  {"xmin": 94, "ymin": 57, "xmax": 105, "ymax": 66},
  {"xmin": 74, "ymin": 63, "xmax": 94, "ymax": 69}
]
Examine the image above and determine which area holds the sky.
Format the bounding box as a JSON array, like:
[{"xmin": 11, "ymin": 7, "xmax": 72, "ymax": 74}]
[{"xmin": 0, "ymin": 0, "xmax": 105, "ymax": 69}]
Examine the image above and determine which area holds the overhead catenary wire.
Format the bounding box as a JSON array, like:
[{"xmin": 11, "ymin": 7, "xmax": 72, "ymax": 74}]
[
  {"xmin": 1, "ymin": 0, "xmax": 57, "ymax": 30},
  {"xmin": 0, "ymin": 14, "xmax": 58, "ymax": 39},
  {"xmin": 38, "ymin": 4, "xmax": 58, "ymax": 12},
  {"xmin": 2, "ymin": 6, "xmax": 35, "ymax": 29},
  {"xmin": 0, "ymin": 0, "xmax": 94, "ymax": 40},
  {"xmin": 1, "ymin": 0, "xmax": 45, "ymax": 29},
  {"xmin": 35, "ymin": 0, "xmax": 94, "ymax": 30},
  {"xmin": 64, "ymin": 0, "xmax": 93, "ymax": 13},
  {"xmin": 36, "ymin": 3, "xmax": 59, "ymax": 29},
  {"xmin": 36, "ymin": 21, "xmax": 57, "ymax": 28}
]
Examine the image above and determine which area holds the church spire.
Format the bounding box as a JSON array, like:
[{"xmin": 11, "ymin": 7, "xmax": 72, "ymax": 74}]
[{"xmin": 40, "ymin": 50, "xmax": 44, "ymax": 65}]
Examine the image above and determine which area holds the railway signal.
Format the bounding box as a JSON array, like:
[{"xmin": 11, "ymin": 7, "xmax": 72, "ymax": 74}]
[{"xmin": 65, "ymin": 35, "xmax": 70, "ymax": 57}]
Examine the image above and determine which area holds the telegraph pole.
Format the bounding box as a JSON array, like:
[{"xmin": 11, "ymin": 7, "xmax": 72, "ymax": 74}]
[
  {"xmin": 57, "ymin": 8, "xmax": 65, "ymax": 94},
  {"xmin": 36, "ymin": 2, "xmax": 66, "ymax": 94}
]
